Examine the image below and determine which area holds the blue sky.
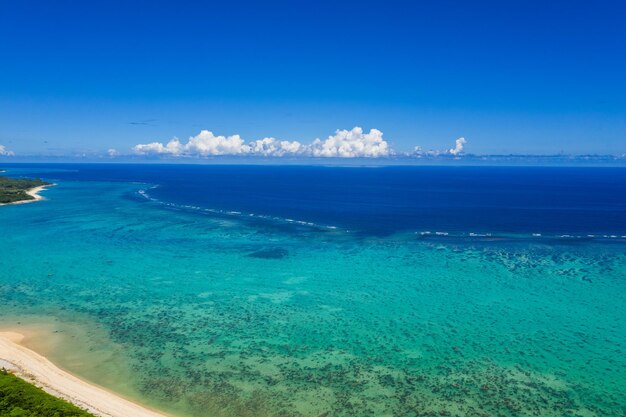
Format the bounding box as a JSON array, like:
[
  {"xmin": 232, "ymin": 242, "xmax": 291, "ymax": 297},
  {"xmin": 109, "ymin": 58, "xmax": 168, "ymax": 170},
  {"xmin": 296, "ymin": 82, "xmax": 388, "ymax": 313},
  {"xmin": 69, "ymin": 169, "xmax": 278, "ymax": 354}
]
[{"xmin": 1, "ymin": 0, "xmax": 625, "ymax": 158}]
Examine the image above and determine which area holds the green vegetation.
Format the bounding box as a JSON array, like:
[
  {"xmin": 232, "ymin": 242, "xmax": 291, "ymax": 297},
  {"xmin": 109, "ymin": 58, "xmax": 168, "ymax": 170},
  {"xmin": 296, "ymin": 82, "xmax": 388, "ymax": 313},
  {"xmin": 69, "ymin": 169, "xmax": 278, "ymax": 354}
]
[
  {"xmin": 0, "ymin": 369, "xmax": 95, "ymax": 417},
  {"xmin": 0, "ymin": 175, "xmax": 50, "ymax": 204}
]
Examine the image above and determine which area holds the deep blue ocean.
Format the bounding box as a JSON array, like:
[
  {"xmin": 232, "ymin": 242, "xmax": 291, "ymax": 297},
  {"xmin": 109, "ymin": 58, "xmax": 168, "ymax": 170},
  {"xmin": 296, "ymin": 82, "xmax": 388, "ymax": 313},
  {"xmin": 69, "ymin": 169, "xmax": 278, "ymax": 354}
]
[{"xmin": 7, "ymin": 163, "xmax": 626, "ymax": 237}]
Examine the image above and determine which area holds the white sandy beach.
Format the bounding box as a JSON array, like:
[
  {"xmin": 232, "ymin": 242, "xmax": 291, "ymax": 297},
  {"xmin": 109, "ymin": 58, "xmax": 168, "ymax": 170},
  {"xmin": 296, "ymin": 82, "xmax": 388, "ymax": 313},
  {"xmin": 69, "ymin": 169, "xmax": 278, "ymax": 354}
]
[
  {"xmin": 0, "ymin": 183, "xmax": 56, "ymax": 206},
  {"xmin": 0, "ymin": 331, "xmax": 170, "ymax": 417}
]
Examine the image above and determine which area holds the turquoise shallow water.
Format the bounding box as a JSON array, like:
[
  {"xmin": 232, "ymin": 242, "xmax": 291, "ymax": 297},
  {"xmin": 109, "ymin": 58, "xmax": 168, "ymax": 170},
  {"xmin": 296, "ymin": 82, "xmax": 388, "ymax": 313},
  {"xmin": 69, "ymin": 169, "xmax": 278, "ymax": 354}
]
[{"xmin": 1, "ymin": 177, "xmax": 626, "ymax": 417}]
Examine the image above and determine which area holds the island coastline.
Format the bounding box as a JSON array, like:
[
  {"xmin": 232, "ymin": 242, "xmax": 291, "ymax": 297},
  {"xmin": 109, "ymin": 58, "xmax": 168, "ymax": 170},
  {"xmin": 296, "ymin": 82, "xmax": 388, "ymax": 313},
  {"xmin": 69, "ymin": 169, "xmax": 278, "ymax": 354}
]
[
  {"xmin": 0, "ymin": 183, "xmax": 56, "ymax": 206},
  {"xmin": 0, "ymin": 331, "xmax": 171, "ymax": 417}
]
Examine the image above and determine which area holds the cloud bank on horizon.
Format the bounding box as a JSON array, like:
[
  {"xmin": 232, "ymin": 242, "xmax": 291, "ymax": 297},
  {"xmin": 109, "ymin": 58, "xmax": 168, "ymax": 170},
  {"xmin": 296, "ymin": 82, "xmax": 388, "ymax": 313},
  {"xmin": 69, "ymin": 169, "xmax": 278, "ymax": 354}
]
[
  {"xmin": 0, "ymin": 145, "xmax": 15, "ymax": 156},
  {"xmin": 133, "ymin": 127, "xmax": 461, "ymax": 158}
]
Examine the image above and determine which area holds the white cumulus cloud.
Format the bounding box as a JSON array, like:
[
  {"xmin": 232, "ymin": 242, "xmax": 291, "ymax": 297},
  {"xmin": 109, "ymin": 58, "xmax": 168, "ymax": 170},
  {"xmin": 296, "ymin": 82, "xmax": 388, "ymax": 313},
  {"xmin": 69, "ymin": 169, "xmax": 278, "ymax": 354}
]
[
  {"xmin": 107, "ymin": 148, "xmax": 119, "ymax": 157},
  {"xmin": 310, "ymin": 127, "xmax": 390, "ymax": 158},
  {"xmin": 134, "ymin": 131, "xmax": 250, "ymax": 156},
  {"xmin": 0, "ymin": 145, "xmax": 14, "ymax": 156},
  {"xmin": 249, "ymin": 137, "xmax": 304, "ymax": 156},
  {"xmin": 133, "ymin": 127, "xmax": 389, "ymax": 158},
  {"xmin": 448, "ymin": 137, "xmax": 466, "ymax": 155},
  {"xmin": 133, "ymin": 130, "xmax": 470, "ymax": 159},
  {"xmin": 184, "ymin": 130, "xmax": 248, "ymax": 156},
  {"xmin": 133, "ymin": 138, "xmax": 185, "ymax": 155}
]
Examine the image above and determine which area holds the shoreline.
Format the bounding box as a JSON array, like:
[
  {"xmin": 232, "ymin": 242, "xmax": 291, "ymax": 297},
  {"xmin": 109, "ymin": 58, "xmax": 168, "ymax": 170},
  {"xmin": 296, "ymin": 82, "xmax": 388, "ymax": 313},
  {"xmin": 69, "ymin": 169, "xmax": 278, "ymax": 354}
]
[
  {"xmin": 0, "ymin": 183, "xmax": 56, "ymax": 206},
  {"xmin": 0, "ymin": 331, "xmax": 171, "ymax": 417}
]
